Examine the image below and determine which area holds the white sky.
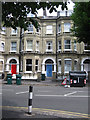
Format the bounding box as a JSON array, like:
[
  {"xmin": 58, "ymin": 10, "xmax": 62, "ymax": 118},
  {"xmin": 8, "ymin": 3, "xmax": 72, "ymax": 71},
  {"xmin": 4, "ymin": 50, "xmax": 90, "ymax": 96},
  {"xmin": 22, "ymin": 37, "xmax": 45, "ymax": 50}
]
[
  {"xmin": 27, "ymin": 0, "xmax": 75, "ymax": 17},
  {"xmin": 37, "ymin": 0, "xmax": 75, "ymax": 16}
]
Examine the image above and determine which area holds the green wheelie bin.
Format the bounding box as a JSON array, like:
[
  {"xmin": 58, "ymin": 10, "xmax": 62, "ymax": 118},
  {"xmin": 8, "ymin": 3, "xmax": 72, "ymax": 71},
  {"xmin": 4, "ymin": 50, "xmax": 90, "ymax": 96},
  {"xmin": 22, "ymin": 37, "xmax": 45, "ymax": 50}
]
[
  {"xmin": 16, "ymin": 74, "xmax": 22, "ymax": 85},
  {"xmin": 7, "ymin": 74, "xmax": 12, "ymax": 84}
]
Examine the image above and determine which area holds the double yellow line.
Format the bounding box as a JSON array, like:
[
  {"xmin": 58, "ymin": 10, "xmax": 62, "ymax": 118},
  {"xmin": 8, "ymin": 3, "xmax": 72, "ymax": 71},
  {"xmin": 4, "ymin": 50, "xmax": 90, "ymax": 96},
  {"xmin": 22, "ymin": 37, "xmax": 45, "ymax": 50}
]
[{"xmin": 1, "ymin": 106, "xmax": 90, "ymax": 118}]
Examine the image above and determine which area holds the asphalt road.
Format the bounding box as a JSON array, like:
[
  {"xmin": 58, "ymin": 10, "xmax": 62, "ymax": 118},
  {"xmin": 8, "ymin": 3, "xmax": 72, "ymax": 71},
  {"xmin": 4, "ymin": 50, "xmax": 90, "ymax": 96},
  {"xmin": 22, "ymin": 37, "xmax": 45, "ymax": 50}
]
[{"xmin": 1, "ymin": 84, "xmax": 89, "ymax": 118}]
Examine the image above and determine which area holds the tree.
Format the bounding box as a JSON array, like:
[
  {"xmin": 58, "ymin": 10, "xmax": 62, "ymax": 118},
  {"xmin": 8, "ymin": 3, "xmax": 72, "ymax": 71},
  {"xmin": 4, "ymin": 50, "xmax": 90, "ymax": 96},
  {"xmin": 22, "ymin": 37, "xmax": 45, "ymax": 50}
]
[
  {"xmin": 2, "ymin": 2, "xmax": 67, "ymax": 30},
  {"xmin": 71, "ymin": 2, "xmax": 90, "ymax": 44}
]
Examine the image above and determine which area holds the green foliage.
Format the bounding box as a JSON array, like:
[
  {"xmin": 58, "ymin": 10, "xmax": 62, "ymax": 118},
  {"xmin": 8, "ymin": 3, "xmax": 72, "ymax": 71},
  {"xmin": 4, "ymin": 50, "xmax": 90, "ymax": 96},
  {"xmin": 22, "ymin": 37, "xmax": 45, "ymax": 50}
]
[
  {"xmin": 71, "ymin": 2, "xmax": 90, "ymax": 44},
  {"xmin": 2, "ymin": 2, "xmax": 67, "ymax": 30}
]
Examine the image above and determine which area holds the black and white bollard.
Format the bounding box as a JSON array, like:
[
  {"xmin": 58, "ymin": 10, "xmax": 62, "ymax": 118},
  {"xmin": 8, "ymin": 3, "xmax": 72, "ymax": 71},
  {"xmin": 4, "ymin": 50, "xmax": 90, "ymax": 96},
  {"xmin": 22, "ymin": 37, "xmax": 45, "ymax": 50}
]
[{"xmin": 28, "ymin": 86, "xmax": 33, "ymax": 115}]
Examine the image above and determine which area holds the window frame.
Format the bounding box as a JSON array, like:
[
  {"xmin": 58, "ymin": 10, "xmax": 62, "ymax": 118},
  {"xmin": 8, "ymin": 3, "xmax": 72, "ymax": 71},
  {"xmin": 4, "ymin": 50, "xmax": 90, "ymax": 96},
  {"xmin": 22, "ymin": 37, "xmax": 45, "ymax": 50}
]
[
  {"xmin": 64, "ymin": 23, "xmax": 71, "ymax": 33},
  {"xmin": 11, "ymin": 28, "xmax": 17, "ymax": 35},
  {"xmin": 46, "ymin": 25, "xmax": 53, "ymax": 34},
  {"xmin": 10, "ymin": 41, "xmax": 17, "ymax": 52},
  {"xmin": 26, "ymin": 40, "xmax": 33, "ymax": 51},
  {"xmin": 27, "ymin": 24, "xmax": 33, "ymax": 33},
  {"xmin": 64, "ymin": 59, "xmax": 72, "ymax": 73},
  {"xmin": 64, "ymin": 40, "xmax": 71, "ymax": 51},
  {"xmin": 46, "ymin": 41, "xmax": 53, "ymax": 52},
  {"xmin": 58, "ymin": 24, "xmax": 61, "ymax": 33},
  {"xmin": 58, "ymin": 41, "xmax": 61, "ymax": 51},
  {"xmin": 58, "ymin": 59, "xmax": 61, "ymax": 73},
  {"xmin": 35, "ymin": 59, "xmax": 39, "ymax": 72},
  {"xmin": 36, "ymin": 41, "xmax": 39, "ymax": 51},
  {"xmin": 84, "ymin": 43, "xmax": 90, "ymax": 51},
  {"xmin": 26, "ymin": 59, "xmax": 32, "ymax": 72},
  {"xmin": 1, "ymin": 42, "xmax": 5, "ymax": 51}
]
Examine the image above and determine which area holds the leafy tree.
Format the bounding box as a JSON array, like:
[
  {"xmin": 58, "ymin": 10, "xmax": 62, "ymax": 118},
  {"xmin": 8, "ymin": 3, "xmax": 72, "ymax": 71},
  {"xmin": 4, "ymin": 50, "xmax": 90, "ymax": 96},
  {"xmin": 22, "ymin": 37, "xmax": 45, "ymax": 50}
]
[
  {"xmin": 2, "ymin": 2, "xmax": 67, "ymax": 30},
  {"xmin": 71, "ymin": 2, "xmax": 90, "ymax": 44}
]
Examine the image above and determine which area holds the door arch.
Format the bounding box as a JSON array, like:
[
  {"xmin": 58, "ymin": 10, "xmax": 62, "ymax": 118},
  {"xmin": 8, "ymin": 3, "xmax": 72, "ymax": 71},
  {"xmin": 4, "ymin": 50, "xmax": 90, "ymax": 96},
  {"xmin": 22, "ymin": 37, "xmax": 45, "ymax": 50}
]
[
  {"xmin": 45, "ymin": 59, "xmax": 54, "ymax": 77},
  {"xmin": 9, "ymin": 59, "xmax": 17, "ymax": 75}
]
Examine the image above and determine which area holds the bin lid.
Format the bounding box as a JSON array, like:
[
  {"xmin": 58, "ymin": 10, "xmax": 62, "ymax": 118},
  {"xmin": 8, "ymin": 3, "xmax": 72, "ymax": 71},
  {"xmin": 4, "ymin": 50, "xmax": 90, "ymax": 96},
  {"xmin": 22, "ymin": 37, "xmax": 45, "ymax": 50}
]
[{"xmin": 16, "ymin": 74, "xmax": 22, "ymax": 77}]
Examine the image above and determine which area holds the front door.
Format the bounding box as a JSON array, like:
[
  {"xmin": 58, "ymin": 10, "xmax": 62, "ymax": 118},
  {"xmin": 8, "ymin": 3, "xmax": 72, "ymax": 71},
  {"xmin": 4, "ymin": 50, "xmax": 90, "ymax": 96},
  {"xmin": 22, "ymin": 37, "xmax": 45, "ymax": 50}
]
[
  {"xmin": 11, "ymin": 64, "xmax": 17, "ymax": 75},
  {"xmin": 46, "ymin": 65, "xmax": 52, "ymax": 77}
]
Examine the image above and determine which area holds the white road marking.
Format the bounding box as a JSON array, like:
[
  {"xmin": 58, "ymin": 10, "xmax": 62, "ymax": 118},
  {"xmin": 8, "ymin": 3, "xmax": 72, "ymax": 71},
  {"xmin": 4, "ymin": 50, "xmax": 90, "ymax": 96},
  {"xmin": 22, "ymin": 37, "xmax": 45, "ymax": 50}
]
[
  {"xmin": 35, "ymin": 94, "xmax": 89, "ymax": 97},
  {"xmin": 0, "ymin": 93, "xmax": 2, "ymax": 94},
  {"xmin": 64, "ymin": 91, "xmax": 77, "ymax": 96},
  {"xmin": 16, "ymin": 91, "xmax": 28, "ymax": 95}
]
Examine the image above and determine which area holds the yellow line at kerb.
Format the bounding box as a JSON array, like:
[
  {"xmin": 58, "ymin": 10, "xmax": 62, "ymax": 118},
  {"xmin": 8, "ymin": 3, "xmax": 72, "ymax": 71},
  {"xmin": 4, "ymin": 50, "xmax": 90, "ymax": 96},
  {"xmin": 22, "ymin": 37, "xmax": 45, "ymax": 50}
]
[{"xmin": 1, "ymin": 106, "xmax": 90, "ymax": 118}]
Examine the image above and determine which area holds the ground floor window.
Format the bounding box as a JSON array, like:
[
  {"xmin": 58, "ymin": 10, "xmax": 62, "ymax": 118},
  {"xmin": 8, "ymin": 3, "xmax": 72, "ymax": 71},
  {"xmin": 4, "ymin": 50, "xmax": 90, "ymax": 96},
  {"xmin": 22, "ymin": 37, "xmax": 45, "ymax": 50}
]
[
  {"xmin": 35, "ymin": 59, "xmax": 39, "ymax": 71},
  {"xmin": 64, "ymin": 59, "xmax": 71, "ymax": 73},
  {"xmin": 26, "ymin": 59, "xmax": 32, "ymax": 71},
  {"xmin": 0, "ymin": 61, "xmax": 3, "ymax": 71},
  {"xmin": 74, "ymin": 60, "xmax": 78, "ymax": 71},
  {"xmin": 58, "ymin": 60, "xmax": 61, "ymax": 73}
]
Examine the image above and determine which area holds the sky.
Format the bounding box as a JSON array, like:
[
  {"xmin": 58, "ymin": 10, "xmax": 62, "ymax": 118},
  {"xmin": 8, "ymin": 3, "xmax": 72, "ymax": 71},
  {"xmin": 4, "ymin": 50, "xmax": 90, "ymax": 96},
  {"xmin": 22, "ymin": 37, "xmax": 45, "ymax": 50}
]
[
  {"xmin": 27, "ymin": 0, "xmax": 75, "ymax": 17},
  {"xmin": 37, "ymin": 0, "xmax": 75, "ymax": 16}
]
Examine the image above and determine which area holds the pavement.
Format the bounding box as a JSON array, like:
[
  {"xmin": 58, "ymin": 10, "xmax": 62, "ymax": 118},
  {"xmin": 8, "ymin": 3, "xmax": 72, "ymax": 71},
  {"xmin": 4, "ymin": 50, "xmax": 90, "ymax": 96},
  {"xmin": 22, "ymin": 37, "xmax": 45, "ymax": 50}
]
[
  {"xmin": 1, "ymin": 79, "xmax": 62, "ymax": 86},
  {"xmin": 1, "ymin": 79, "xmax": 89, "ymax": 119}
]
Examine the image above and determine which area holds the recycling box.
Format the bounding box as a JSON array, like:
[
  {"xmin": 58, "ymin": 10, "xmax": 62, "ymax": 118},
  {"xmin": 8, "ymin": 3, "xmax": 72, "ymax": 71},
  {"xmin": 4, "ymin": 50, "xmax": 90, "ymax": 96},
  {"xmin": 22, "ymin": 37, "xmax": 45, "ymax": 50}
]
[
  {"xmin": 7, "ymin": 74, "xmax": 12, "ymax": 84},
  {"xmin": 16, "ymin": 74, "xmax": 22, "ymax": 85}
]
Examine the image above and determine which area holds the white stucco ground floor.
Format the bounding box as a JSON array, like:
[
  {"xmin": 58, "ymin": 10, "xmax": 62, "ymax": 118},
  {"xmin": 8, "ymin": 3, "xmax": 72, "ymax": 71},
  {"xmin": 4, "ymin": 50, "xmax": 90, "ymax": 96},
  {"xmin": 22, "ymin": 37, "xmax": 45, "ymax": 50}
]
[{"xmin": 2, "ymin": 54, "xmax": 90, "ymax": 80}]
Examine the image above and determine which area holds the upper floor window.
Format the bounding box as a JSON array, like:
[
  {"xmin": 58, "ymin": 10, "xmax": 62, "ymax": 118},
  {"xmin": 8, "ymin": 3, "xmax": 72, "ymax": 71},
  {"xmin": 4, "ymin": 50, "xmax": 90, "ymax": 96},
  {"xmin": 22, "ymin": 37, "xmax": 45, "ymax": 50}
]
[
  {"xmin": 26, "ymin": 59, "xmax": 32, "ymax": 71},
  {"xmin": 46, "ymin": 41, "xmax": 52, "ymax": 52},
  {"xmin": 84, "ymin": 43, "xmax": 90, "ymax": 51},
  {"xmin": 46, "ymin": 25, "xmax": 52, "ymax": 34},
  {"xmin": 26, "ymin": 40, "xmax": 33, "ymax": 51},
  {"xmin": 1, "ymin": 27, "xmax": 6, "ymax": 34},
  {"xmin": 58, "ymin": 41, "xmax": 61, "ymax": 51},
  {"xmin": 1, "ymin": 42, "xmax": 5, "ymax": 51},
  {"xmin": 58, "ymin": 24, "xmax": 61, "ymax": 33},
  {"xmin": 11, "ymin": 28, "xmax": 17, "ymax": 35},
  {"xmin": 36, "ymin": 41, "xmax": 39, "ymax": 51},
  {"xmin": 64, "ymin": 40, "xmax": 71, "ymax": 50},
  {"xmin": 64, "ymin": 59, "xmax": 72, "ymax": 73},
  {"xmin": 11, "ymin": 42, "xmax": 17, "ymax": 52},
  {"xmin": 64, "ymin": 23, "xmax": 71, "ymax": 32},
  {"xmin": 74, "ymin": 40, "xmax": 77, "ymax": 51},
  {"xmin": 27, "ymin": 24, "xmax": 33, "ymax": 33}
]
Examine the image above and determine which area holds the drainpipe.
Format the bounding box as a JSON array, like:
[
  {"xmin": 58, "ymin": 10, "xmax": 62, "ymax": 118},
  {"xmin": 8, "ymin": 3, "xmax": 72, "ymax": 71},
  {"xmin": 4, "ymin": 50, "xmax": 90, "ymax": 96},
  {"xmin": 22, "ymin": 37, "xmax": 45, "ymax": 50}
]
[
  {"xmin": 56, "ymin": 19, "xmax": 58, "ymax": 79},
  {"xmin": 19, "ymin": 27, "xmax": 22, "ymax": 74}
]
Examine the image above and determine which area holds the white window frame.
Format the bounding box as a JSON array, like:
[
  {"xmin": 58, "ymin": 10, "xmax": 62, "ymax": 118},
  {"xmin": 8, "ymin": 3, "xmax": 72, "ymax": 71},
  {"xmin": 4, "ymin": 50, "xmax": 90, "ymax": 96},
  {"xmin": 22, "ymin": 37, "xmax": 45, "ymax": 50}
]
[
  {"xmin": 58, "ymin": 59, "xmax": 61, "ymax": 73},
  {"xmin": 64, "ymin": 23, "xmax": 71, "ymax": 33},
  {"xmin": 1, "ymin": 42, "xmax": 5, "ymax": 51},
  {"xmin": 64, "ymin": 59, "xmax": 72, "ymax": 73},
  {"xmin": 10, "ymin": 42, "xmax": 17, "ymax": 52},
  {"xmin": 26, "ymin": 59, "xmax": 32, "ymax": 73},
  {"xmin": 74, "ymin": 59, "xmax": 78, "ymax": 71},
  {"xmin": 58, "ymin": 24, "xmax": 61, "ymax": 33},
  {"xmin": 64, "ymin": 40, "xmax": 71, "ymax": 51},
  {"xmin": 36, "ymin": 41, "xmax": 39, "ymax": 51},
  {"xmin": 46, "ymin": 25, "xmax": 53, "ymax": 34},
  {"xmin": 27, "ymin": 24, "xmax": 33, "ymax": 33},
  {"xmin": 58, "ymin": 41, "xmax": 61, "ymax": 51},
  {"xmin": 1, "ymin": 27, "xmax": 6, "ymax": 34},
  {"xmin": 46, "ymin": 41, "xmax": 52, "ymax": 52},
  {"xmin": 74, "ymin": 40, "xmax": 77, "ymax": 51},
  {"xmin": 26, "ymin": 40, "xmax": 33, "ymax": 51},
  {"xmin": 35, "ymin": 59, "xmax": 39, "ymax": 72},
  {"xmin": 84, "ymin": 43, "xmax": 90, "ymax": 51},
  {"xmin": 11, "ymin": 28, "xmax": 17, "ymax": 35}
]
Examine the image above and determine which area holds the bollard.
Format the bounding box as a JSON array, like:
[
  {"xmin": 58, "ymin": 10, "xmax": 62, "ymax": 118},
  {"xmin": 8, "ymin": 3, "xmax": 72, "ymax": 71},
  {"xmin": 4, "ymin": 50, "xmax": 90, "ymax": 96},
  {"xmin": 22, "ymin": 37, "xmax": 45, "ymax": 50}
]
[{"xmin": 28, "ymin": 86, "xmax": 33, "ymax": 115}]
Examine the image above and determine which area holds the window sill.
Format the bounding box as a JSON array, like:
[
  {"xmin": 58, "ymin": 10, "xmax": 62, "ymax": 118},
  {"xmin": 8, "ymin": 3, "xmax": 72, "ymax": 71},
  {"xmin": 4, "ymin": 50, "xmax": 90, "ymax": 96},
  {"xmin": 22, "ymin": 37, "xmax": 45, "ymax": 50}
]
[{"xmin": 24, "ymin": 71, "xmax": 33, "ymax": 73}]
